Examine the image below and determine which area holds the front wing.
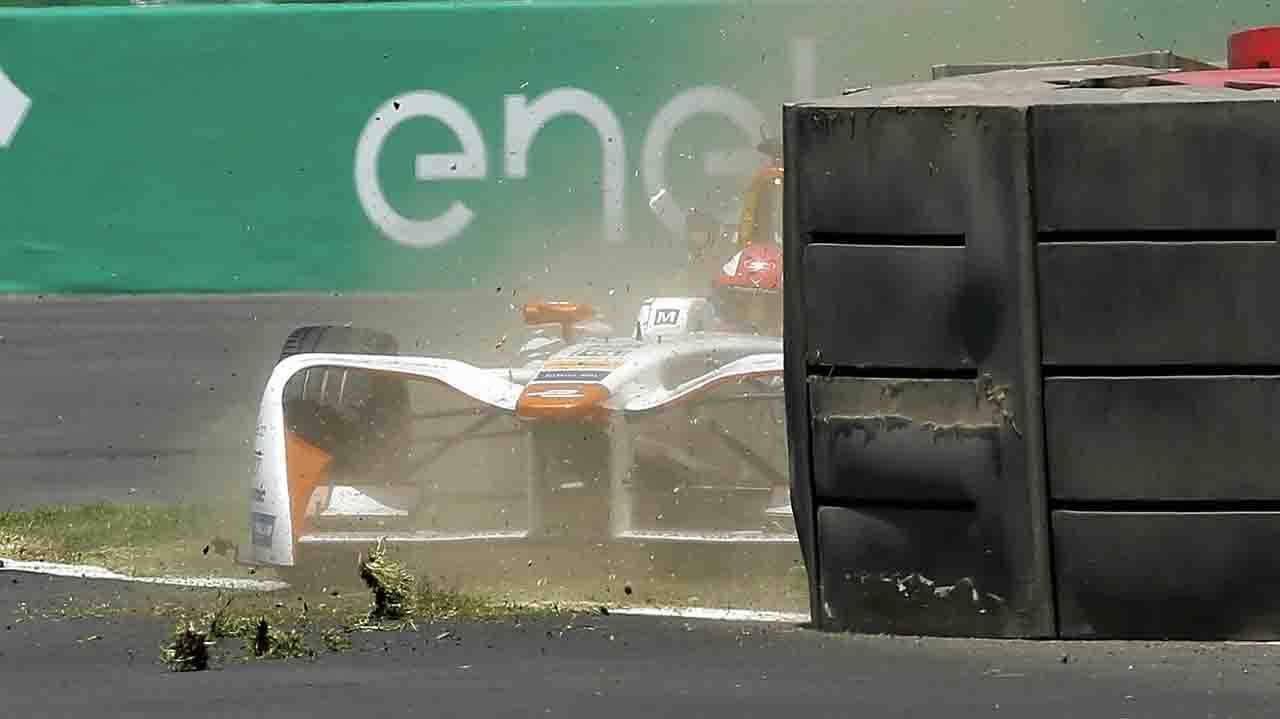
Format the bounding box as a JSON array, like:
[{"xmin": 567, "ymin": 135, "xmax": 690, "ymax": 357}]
[{"xmin": 242, "ymin": 352, "xmax": 793, "ymax": 568}]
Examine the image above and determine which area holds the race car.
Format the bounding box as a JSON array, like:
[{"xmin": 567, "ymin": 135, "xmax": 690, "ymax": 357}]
[{"xmin": 242, "ymin": 150, "xmax": 793, "ymax": 572}]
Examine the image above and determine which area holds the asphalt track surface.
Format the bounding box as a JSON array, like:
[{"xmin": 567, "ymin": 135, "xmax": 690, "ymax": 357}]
[
  {"xmin": 0, "ymin": 292, "xmax": 576, "ymax": 510},
  {"xmin": 6, "ymin": 299, "xmax": 1280, "ymax": 716},
  {"xmin": 3, "ymin": 572, "xmax": 1279, "ymax": 718}
]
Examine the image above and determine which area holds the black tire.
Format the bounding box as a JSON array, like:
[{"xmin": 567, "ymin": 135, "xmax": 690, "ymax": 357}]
[
  {"xmin": 278, "ymin": 325, "xmax": 410, "ymax": 469},
  {"xmin": 279, "ymin": 324, "xmax": 400, "ymax": 362}
]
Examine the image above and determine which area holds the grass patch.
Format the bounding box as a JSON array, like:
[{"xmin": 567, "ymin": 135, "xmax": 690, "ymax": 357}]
[
  {"xmin": 414, "ymin": 579, "xmax": 521, "ymax": 622},
  {"xmin": 143, "ymin": 554, "xmax": 563, "ymax": 669},
  {"xmin": 0, "ymin": 502, "xmax": 241, "ymax": 576},
  {"xmin": 249, "ymin": 619, "xmax": 311, "ymax": 660},
  {"xmin": 321, "ymin": 627, "xmax": 353, "ymax": 653},
  {"xmin": 157, "ymin": 596, "xmax": 316, "ymax": 670},
  {"xmin": 2, "ymin": 502, "xmax": 808, "ymax": 650},
  {"xmin": 0, "ymin": 503, "xmax": 200, "ymax": 552},
  {"xmin": 344, "ymin": 542, "xmax": 547, "ymax": 631}
]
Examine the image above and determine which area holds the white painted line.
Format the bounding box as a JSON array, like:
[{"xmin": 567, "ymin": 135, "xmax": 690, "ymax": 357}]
[
  {"xmin": 615, "ymin": 529, "xmax": 799, "ymax": 544},
  {"xmin": 0, "ymin": 558, "xmax": 289, "ymax": 592},
  {"xmin": 299, "ymin": 529, "xmax": 528, "ymax": 544},
  {"xmin": 610, "ymin": 606, "xmax": 810, "ymax": 624}
]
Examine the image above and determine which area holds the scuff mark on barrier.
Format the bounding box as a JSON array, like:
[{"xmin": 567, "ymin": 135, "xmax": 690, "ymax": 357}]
[
  {"xmin": 824, "ymin": 413, "xmax": 913, "ymax": 446},
  {"xmin": 838, "ymin": 571, "xmax": 1007, "ymax": 629},
  {"xmin": 808, "ymin": 108, "xmax": 844, "ymax": 134},
  {"xmin": 920, "ymin": 420, "xmax": 999, "ymax": 444},
  {"xmin": 817, "ymin": 375, "xmax": 1016, "ymax": 440},
  {"xmin": 878, "ymin": 381, "xmax": 906, "ymax": 402},
  {"xmin": 822, "ymin": 412, "xmax": 998, "ymax": 446},
  {"xmin": 978, "ymin": 372, "xmax": 1020, "ymax": 436}
]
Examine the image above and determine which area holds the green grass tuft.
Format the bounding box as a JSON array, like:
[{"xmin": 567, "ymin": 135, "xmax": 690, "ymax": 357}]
[
  {"xmin": 358, "ymin": 539, "xmax": 416, "ymax": 621},
  {"xmin": 161, "ymin": 622, "xmax": 211, "ymax": 672},
  {"xmin": 248, "ymin": 618, "xmax": 312, "ymax": 660},
  {"xmin": 321, "ymin": 627, "xmax": 354, "ymax": 653}
]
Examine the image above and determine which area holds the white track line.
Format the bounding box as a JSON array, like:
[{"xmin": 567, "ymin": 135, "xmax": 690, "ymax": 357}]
[
  {"xmin": 609, "ymin": 606, "xmax": 810, "ymax": 623},
  {"xmin": 0, "ymin": 558, "xmax": 288, "ymax": 592}
]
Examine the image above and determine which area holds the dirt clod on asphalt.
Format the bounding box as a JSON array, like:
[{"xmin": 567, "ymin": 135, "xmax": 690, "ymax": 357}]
[{"xmin": 163, "ymin": 622, "xmax": 211, "ymax": 672}]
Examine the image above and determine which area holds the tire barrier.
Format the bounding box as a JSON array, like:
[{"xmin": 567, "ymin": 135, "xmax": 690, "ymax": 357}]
[{"xmin": 783, "ymin": 42, "xmax": 1280, "ymax": 639}]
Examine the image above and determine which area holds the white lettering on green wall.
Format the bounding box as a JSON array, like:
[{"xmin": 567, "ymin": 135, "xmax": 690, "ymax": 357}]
[
  {"xmin": 641, "ymin": 85, "xmax": 765, "ymax": 237},
  {"xmin": 354, "ymin": 91, "xmax": 487, "ymax": 248},
  {"xmin": 505, "ymin": 88, "xmax": 627, "ymax": 244},
  {"xmin": 355, "ymin": 37, "xmax": 817, "ymax": 249}
]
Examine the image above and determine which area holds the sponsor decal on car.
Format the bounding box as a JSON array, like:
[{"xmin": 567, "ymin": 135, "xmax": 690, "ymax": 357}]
[
  {"xmin": 654, "ymin": 308, "xmax": 681, "ymax": 326},
  {"xmin": 565, "ymin": 345, "xmax": 636, "ymax": 358},
  {"xmin": 524, "ymin": 387, "xmax": 590, "ymax": 399},
  {"xmin": 533, "ymin": 369, "xmax": 612, "ymax": 383},
  {"xmin": 251, "ymin": 512, "xmax": 276, "ymax": 548}
]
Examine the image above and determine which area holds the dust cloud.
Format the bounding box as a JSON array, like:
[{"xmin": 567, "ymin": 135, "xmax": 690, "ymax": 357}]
[{"xmin": 15, "ymin": 0, "xmax": 1252, "ymax": 617}]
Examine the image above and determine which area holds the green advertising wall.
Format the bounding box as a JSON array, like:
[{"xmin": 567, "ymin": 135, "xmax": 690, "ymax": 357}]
[{"xmin": 0, "ymin": 0, "xmax": 1271, "ymax": 293}]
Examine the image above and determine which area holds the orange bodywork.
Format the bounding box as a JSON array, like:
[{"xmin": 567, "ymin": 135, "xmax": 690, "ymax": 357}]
[
  {"xmin": 284, "ymin": 430, "xmax": 333, "ymax": 537},
  {"xmin": 515, "ymin": 383, "xmax": 612, "ymax": 423},
  {"xmin": 521, "ymin": 301, "xmax": 595, "ymax": 326},
  {"xmin": 522, "ymin": 302, "xmax": 598, "ymax": 343}
]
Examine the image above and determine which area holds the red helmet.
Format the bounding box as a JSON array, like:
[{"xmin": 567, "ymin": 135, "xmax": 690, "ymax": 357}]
[
  {"xmin": 712, "ymin": 242, "xmax": 783, "ymax": 334},
  {"xmin": 715, "ymin": 241, "xmax": 782, "ymax": 292}
]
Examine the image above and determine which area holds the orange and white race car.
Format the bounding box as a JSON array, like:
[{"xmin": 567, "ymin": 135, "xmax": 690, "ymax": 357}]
[{"xmin": 242, "ymin": 151, "xmax": 793, "ymax": 572}]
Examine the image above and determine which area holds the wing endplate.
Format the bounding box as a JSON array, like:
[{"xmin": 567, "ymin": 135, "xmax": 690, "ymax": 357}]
[{"xmin": 244, "ymin": 353, "xmax": 523, "ymax": 567}]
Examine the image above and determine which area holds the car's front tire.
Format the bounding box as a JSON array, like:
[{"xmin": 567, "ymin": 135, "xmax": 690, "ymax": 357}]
[{"xmin": 277, "ymin": 325, "xmax": 410, "ymax": 471}]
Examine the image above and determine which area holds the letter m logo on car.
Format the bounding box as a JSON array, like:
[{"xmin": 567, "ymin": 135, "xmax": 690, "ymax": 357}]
[{"xmin": 654, "ymin": 309, "xmax": 680, "ymax": 326}]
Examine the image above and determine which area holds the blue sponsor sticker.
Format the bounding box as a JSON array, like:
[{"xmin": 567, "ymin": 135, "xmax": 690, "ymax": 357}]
[
  {"xmin": 534, "ymin": 369, "xmax": 611, "ymax": 382},
  {"xmin": 251, "ymin": 512, "xmax": 276, "ymax": 548}
]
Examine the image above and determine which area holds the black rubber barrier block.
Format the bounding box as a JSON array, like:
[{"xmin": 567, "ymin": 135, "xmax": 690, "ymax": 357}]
[
  {"xmin": 1045, "ymin": 377, "xmax": 1280, "ymax": 501},
  {"xmin": 788, "ymin": 101, "xmax": 1054, "ymax": 637},
  {"xmin": 812, "ymin": 415, "xmax": 997, "ymax": 504},
  {"xmin": 803, "ymin": 371, "xmax": 1003, "ymax": 501},
  {"xmin": 1034, "ymin": 101, "xmax": 1280, "ymax": 232},
  {"xmin": 1053, "ymin": 510, "xmax": 1280, "ymax": 639},
  {"xmin": 786, "ymin": 106, "xmax": 968, "ymax": 237},
  {"xmin": 816, "ymin": 505, "xmax": 1010, "ymax": 637},
  {"xmin": 802, "ymin": 244, "xmax": 975, "ymax": 370},
  {"xmin": 808, "ymin": 376, "xmax": 1005, "ymax": 504},
  {"xmin": 1039, "ymin": 241, "xmax": 1280, "ymax": 367}
]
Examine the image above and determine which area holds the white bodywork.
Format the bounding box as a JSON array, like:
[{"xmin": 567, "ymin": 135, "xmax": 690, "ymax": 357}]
[{"xmin": 244, "ymin": 297, "xmax": 791, "ymax": 568}]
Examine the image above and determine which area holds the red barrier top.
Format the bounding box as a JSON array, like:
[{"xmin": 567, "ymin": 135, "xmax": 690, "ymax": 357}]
[
  {"xmin": 1151, "ymin": 67, "xmax": 1280, "ymax": 89},
  {"xmin": 1230, "ymin": 26, "xmax": 1280, "ymax": 69}
]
